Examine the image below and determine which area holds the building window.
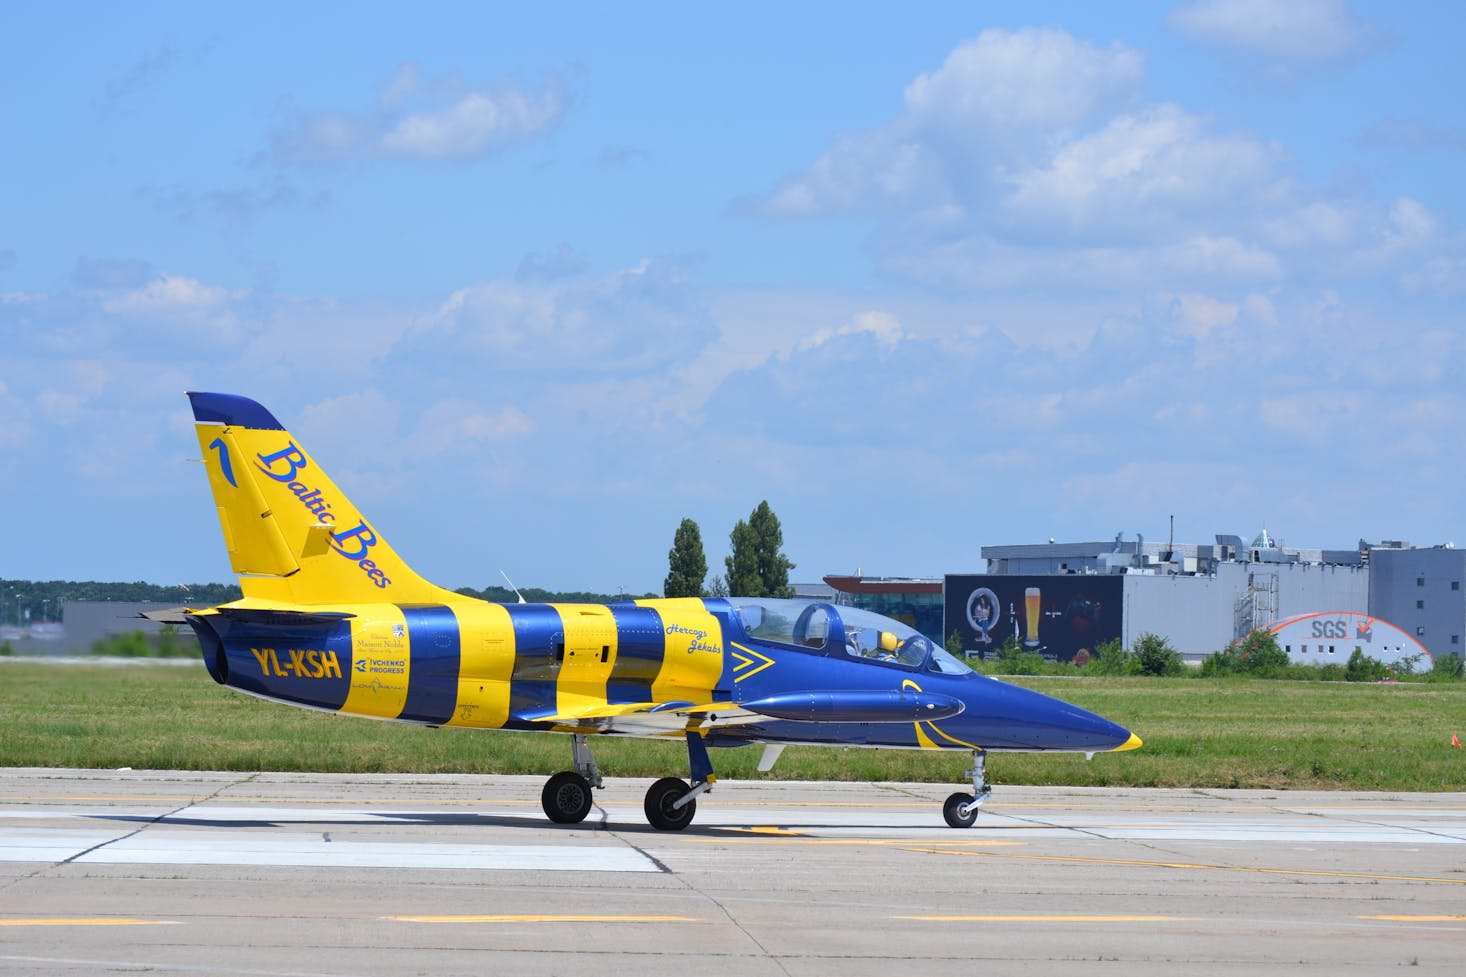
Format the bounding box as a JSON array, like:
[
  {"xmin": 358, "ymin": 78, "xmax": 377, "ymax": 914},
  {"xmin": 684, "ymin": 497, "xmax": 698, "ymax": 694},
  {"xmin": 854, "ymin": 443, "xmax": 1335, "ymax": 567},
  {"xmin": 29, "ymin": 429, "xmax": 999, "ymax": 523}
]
[
  {"xmin": 1453, "ymin": 635, "xmax": 1460, "ymax": 645},
  {"xmin": 1453, "ymin": 581, "xmax": 1461, "ymax": 591},
  {"xmin": 1417, "ymin": 577, "xmax": 1425, "ymax": 587},
  {"xmin": 1417, "ymin": 600, "xmax": 1425, "ymax": 610},
  {"xmin": 1417, "ymin": 626, "xmax": 1426, "ymax": 636}
]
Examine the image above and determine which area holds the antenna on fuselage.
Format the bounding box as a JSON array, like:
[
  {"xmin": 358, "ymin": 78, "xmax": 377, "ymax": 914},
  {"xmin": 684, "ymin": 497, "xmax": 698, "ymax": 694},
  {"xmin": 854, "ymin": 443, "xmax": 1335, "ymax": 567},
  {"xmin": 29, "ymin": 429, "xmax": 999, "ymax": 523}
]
[{"xmin": 500, "ymin": 569, "xmax": 526, "ymax": 604}]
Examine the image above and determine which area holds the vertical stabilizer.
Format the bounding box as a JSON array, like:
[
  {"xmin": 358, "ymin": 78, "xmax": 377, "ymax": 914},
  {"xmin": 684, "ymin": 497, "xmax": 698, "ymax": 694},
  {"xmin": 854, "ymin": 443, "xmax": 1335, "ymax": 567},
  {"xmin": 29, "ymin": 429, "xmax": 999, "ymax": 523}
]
[{"xmin": 188, "ymin": 392, "xmax": 458, "ymax": 605}]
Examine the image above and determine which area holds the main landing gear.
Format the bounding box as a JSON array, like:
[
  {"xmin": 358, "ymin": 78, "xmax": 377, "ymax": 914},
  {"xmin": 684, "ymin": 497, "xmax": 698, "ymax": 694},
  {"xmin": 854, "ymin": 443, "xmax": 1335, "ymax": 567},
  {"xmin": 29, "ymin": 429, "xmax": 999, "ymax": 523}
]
[
  {"xmin": 539, "ymin": 731, "xmax": 717, "ymax": 831},
  {"xmin": 942, "ymin": 749, "xmax": 991, "ymax": 828},
  {"xmin": 540, "ymin": 734, "xmax": 602, "ymax": 824}
]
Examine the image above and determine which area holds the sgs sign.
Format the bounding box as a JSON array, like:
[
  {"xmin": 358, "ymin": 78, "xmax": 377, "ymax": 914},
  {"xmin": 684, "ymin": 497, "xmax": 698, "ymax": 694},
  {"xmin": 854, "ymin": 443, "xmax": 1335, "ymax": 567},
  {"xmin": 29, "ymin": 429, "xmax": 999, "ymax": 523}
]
[{"xmin": 1311, "ymin": 618, "xmax": 1368, "ymax": 642}]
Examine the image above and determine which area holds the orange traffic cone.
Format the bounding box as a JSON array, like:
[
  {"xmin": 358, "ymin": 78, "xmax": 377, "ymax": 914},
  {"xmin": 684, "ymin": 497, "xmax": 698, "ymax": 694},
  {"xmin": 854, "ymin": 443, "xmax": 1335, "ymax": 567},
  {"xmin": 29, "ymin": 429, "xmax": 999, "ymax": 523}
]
[{"xmin": 1453, "ymin": 732, "xmax": 1462, "ymax": 749}]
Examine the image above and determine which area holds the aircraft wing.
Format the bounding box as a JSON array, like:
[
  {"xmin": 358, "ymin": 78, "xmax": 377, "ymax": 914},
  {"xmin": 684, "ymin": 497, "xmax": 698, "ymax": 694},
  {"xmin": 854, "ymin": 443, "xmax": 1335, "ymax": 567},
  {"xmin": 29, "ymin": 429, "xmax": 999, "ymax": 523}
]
[{"xmin": 537, "ymin": 688, "xmax": 965, "ymax": 732}]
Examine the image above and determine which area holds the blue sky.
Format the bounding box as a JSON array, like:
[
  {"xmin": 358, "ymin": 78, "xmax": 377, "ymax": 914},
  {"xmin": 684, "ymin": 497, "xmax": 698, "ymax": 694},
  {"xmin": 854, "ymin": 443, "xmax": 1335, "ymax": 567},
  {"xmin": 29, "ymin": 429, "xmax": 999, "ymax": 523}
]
[{"xmin": 3, "ymin": 1, "xmax": 1465, "ymax": 594}]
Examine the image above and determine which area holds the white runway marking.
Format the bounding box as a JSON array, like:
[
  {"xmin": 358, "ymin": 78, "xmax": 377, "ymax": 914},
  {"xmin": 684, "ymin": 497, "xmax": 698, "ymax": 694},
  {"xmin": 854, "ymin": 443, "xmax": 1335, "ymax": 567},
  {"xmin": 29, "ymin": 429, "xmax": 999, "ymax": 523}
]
[{"xmin": 0, "ymin": 829, "xmax": 658, "ymax": 872}]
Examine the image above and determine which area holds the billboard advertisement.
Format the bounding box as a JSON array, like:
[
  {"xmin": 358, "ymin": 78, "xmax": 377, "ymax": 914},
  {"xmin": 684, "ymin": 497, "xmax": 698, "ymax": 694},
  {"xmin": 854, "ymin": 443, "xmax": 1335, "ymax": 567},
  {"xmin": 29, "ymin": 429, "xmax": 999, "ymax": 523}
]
[{"xmin": 944, "ymin": 574, "xmax": 1123, "ymax": 663}]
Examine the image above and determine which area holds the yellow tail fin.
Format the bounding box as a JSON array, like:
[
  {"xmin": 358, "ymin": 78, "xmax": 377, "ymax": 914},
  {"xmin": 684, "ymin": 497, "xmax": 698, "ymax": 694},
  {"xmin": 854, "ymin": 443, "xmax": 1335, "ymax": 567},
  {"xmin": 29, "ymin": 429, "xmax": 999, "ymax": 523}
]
[{"xmin": 188, "ymin": 392, "xmax": 458, "ymax": 605}]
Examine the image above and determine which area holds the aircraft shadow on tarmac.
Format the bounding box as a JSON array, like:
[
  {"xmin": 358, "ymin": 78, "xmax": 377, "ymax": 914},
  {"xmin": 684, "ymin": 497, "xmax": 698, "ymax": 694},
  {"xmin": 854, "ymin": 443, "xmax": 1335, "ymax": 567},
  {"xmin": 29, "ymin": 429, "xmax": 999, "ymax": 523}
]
[{"xmin": 80, "ymin": 810, "xmax": 973, "ymax": 835}]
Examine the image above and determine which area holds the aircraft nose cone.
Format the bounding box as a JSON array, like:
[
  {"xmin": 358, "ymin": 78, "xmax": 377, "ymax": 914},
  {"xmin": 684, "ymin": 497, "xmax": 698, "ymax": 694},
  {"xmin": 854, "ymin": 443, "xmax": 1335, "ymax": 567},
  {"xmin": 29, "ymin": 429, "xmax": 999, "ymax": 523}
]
[{"xmin": 959, "ymin": 677, "xmax": 1139, "ymax": 752}]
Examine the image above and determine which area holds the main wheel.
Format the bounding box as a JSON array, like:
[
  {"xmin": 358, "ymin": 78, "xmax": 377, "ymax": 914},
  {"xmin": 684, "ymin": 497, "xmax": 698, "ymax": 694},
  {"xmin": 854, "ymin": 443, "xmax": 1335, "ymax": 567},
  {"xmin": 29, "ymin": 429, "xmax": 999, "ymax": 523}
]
[
  {"xmin": 644, "ymin": 777, "xmax": 697, "ymax": 831},
  {"xmin": 943, "ymin": 791, "xmax": 978, "ymax": 828},
  {"xmin": 542, "ymin": 771, "xmax": 594, "ymax": 824}
]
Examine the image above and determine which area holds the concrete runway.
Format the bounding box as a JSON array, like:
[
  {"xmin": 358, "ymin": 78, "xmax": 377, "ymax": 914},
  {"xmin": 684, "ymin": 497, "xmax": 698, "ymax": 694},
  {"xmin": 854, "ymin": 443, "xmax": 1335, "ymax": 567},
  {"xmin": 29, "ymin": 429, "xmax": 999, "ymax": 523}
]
[{"xmin": 1, "ymin": 768, "xmax": 1463, "ymax": 976}]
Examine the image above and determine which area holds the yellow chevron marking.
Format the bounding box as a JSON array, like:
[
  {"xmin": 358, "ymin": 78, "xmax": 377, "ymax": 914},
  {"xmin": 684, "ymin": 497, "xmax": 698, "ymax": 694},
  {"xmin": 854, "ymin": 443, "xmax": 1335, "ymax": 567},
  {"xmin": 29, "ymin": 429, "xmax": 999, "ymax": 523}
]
[
  {"xmin": 903, "ymin": 678, "xmax": 981, "ymax": 751},
  {"xmin": 731, "ymin": 642, "xmax": 775, "ymax": 682},
  {"xmin": 922, "ymin": 720, "xmax": 983, "ymax": 751}
]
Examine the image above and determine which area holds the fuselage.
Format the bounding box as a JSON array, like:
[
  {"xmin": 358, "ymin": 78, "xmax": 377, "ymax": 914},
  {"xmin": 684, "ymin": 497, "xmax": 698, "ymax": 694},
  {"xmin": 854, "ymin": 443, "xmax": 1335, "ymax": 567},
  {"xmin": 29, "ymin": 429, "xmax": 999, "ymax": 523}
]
[{"xmin": 189, "ymin": 595, "xmax": 1135, "ymax": 754}]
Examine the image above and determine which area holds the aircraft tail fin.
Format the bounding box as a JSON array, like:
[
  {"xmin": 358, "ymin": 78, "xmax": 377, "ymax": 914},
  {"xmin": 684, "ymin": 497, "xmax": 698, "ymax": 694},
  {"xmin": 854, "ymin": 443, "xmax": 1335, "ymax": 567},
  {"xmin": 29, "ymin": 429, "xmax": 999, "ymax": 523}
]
[{"xmin": 188, "ymin": 392, "xmax": 457, "ymax": 605}]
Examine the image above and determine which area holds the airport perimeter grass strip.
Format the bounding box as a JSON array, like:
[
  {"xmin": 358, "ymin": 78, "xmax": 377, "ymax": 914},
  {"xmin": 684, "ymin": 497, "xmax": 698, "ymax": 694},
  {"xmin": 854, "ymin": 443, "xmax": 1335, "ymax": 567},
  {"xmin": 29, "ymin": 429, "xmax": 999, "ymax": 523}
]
[{"xmin": 1, "ymin": 662, "xmax": 1463, "ymax": 791}]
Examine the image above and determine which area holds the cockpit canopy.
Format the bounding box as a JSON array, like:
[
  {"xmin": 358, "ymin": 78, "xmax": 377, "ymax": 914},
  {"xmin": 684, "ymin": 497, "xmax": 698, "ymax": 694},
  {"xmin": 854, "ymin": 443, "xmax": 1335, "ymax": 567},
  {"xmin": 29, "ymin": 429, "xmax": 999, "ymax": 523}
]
[{"xmin": 725, "ymin": 597, "xmax": 974, "ymax": 676}]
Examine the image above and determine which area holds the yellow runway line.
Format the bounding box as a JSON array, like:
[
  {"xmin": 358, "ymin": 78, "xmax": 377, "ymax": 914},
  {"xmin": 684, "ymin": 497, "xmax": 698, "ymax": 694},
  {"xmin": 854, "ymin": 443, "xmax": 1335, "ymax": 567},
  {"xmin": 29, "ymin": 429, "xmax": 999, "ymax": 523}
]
[
  {"xmin": 390, "ymin": 914, "xmax": 702, "ymax": 924},
  {"xmin": 907, "ymin": 847, "xmax": 1466, "ymax": 885},
  {"xmin": 688, "ymin": 836, "xmax": 1023, "ymax": 846},
  {"xmin": 898, "ymin": 915, "xmax": 1192, "ymax": 923},
  {"xmin": 0, "ymin": 918, "xmax": 176, "ymax": 927}
]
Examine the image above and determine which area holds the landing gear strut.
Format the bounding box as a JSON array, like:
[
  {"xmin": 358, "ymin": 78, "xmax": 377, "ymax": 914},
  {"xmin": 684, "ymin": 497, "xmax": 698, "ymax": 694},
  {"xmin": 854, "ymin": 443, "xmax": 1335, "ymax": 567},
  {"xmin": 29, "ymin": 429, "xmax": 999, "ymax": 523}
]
[
  {"xmin": 942, "ymin": 749, "xmax": 990, "ymax": 828},
  {"xmin": 643, "ymin": 730, "xmax": 716, "ymax": 831},
  {"xmin": 540, "ymin": 734, "xmax": 603, "ymax": 825}
]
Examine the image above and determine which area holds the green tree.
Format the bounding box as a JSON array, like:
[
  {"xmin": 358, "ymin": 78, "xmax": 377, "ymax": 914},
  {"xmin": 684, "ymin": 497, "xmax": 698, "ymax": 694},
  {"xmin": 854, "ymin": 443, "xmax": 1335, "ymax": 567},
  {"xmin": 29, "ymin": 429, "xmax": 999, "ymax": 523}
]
[
  {"xmin": 725, "ymin": 519, "xmax": 762, "ymax": 596},
  {"xmin": 1202, "ymin": 629, "xmax": 1290, "ymax": 677},
  {"xmin": 1086, "ymin": 637, "xmax": 1138, "ymax": 676},
  {"xmin": 748, "ymin": 500, "xmax": 795, "ymax": 598},
  {"xmin": 993, "ymin": 636, "xmax": 1047, "ymax": 675},
  {"xmin": 1426, "ymin": 653, "xmax": 1465, "ymax": 682},
  {"xmin": 706, "ymin": 574, "xmax": 730, "ymax": 598},
  {"xmin": 664, "ymin": 518, "xmax": 708, "ymax": 598},
  {"xmin": 1133, "ymin": 632, "xmax": 1185, "ymax": 676},
  {"xmin": 1345, "ymin": 648, "xmax": 1390, "ymax": 682}
]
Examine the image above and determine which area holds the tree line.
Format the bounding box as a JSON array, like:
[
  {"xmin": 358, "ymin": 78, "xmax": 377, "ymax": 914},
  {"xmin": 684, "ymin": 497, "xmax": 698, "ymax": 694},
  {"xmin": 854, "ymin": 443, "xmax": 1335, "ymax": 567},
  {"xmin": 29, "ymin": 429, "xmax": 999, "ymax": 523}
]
[
  {"xmin": 663, "ymin": 500, "xmax": 795, "ymax": 599},
  {"xmin": 0, "ymin": 578, "xmax": 245, "ymax": 625}
]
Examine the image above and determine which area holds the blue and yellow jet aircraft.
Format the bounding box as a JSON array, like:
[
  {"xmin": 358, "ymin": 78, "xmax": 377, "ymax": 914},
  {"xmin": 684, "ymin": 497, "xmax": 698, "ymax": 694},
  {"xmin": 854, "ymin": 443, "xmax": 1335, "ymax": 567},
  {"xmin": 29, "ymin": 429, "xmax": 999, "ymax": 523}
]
[{"xmin": 177, "ymin": 392, "xmax": 1140, "ymax": 830}]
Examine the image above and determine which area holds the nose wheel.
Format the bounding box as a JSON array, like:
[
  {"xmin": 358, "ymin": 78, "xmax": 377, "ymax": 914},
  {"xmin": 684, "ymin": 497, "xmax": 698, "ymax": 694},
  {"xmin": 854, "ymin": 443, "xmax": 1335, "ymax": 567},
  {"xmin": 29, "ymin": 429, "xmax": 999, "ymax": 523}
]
[{"xmin": 943, "ymin": 749, "xmax": 990, "ymax": 828}]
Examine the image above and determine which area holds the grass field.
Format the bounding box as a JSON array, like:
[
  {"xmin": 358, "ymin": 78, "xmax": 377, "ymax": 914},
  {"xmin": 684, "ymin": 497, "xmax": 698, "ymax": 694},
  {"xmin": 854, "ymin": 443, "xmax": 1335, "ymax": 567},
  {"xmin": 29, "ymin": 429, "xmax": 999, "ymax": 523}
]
[{"xmin": 2, "ymin": 661, "xmax": 1463, "ymax": 791}]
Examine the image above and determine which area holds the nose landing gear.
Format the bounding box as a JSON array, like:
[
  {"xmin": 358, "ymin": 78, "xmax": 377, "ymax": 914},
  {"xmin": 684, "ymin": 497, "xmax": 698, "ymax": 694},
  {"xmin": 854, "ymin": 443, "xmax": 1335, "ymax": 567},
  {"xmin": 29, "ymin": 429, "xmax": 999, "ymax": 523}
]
[{"xmin": 942, "ymin": 749, "xmax": 990, "ymax": 828}]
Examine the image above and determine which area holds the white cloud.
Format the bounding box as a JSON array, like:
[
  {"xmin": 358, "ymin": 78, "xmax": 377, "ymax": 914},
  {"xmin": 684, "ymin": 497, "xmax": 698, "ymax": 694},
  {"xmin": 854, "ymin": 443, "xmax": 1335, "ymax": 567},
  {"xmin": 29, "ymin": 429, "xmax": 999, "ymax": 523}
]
[
  {"xmin": 379, "ymin": 89, "xmax": 566, "ymax": 160},
  {"xmin": 798, "ymin": 310, "xmax": 905, "ymax": 352},
  {"xmin": 744, "ymin": 28, "xmax": 1144, "ymax": 220},
  {"xmin": 903, "ymin": 28, "xmax": 1145, "ymax": 132},
  {"xmin": 741, "ymin": 28, "xmax": 1311, "ymax": 292},
  {"xmin": 399, "ymin": 258, "xmax": 714, "ymax": 376},
  {"xmin": 36, "ymin": 360, "xmax": 110, "ymax": 425},
  {"xmin": 272, "ymin": 63, "xmax": 570, "ymax": 164},
  {"xmin": 1381, "ymin": 197, "xmax": 1437, "ymax": 251},
  {"xmin": 101, "ymin": 274, "xmax": 236, "ymax": 315},
  {"xmin": 407, "ymin": 399, "xmax": 535, "ymax": 460},
  {"xmin": 1262, "ymin": 201, "xmax": 1360, "ymax": 249},
  {"xmin": 1168, "ymin": 0, "xmax": 1380, "ymax": 65},
  {"xmin": 1401, "ymin": 257, "xmax": 1466, "ymax": 295},
  {"xmin": 1003, "ymin": 105, "xmax": 1282, "ymax": 239},
  {"xmin": 1165, "ymin": 292, "xmax": 1239, "ymax": 342},
  {"xmin": 1258, "ymin": 392, "xmax": 1362, "ymax": 442}
]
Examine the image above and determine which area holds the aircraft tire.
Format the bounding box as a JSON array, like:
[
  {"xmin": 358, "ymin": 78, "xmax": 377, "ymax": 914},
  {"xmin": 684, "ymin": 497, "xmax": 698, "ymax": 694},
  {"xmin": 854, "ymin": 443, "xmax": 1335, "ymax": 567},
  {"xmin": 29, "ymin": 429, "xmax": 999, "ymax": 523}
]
[
  {"xmin": 943, "ymin": 792, "xmax": 978, "ymax": 828},
  {"xmin": 542, "ymin": 771, "xmax": 594, "ymax": 824},
  {"xmin": 644, "ymin": 777, "xmax": 696, "ymax": 831}
]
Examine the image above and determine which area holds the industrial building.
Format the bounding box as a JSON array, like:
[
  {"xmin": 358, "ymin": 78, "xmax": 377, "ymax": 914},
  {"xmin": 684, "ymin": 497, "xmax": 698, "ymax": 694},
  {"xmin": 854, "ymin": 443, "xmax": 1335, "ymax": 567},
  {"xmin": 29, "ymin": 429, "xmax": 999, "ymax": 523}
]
[{"xmin": 944, "ymin": 532, "xmax": 1464, "ymax": 664}]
